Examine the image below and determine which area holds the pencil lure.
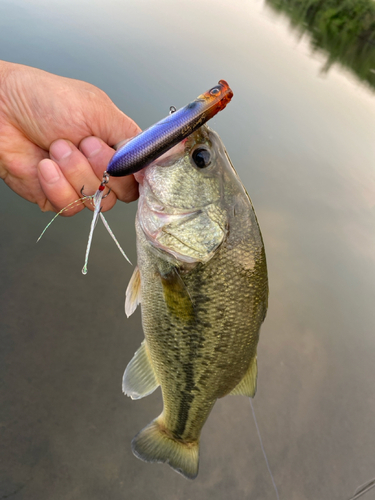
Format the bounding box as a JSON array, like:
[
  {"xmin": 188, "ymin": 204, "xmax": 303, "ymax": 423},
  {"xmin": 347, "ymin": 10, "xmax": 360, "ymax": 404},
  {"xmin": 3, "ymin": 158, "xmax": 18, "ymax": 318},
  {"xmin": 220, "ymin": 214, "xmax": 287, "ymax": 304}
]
[{"xmin": 106, "ymin": 80, "xmax": 233, "ymax": 177}]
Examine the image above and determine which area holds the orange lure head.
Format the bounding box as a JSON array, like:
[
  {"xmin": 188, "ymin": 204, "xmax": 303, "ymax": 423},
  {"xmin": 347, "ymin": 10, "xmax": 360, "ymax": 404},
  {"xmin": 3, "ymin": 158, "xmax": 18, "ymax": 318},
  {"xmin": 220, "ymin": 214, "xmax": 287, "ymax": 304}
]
[{"xmin": 196, "ymin": 79, "xmax": 234, "ymax": 119}]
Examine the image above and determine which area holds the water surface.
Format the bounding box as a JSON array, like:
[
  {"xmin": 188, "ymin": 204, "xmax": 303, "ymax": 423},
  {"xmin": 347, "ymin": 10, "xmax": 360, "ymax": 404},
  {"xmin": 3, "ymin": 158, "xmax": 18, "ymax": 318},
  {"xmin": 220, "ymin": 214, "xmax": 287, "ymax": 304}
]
[{"xmin": 1, "ymin": 1, "xmax": 375, "ymax": 499}]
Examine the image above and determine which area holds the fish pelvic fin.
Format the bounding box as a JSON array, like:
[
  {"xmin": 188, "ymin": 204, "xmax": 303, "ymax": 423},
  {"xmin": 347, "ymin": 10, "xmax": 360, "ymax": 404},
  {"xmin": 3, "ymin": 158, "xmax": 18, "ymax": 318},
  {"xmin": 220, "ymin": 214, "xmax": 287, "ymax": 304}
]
[
  {"xmin": 229, "ymin": 354, "xmax": 258, "ymax": 398},
  {"xmin": 123, "ymin": 340, "xmax": 159, "ymax": 399},
  {"xmin": 160, "ymin": 267, "xmax": 195, "ymax": 322},
  {"xmin": 125, "ymin": 265, "xmax": 141, "ymax": 318},
  {"xmin": 132, "ymin": 417, "xmax": 199, "ymax": 480}
]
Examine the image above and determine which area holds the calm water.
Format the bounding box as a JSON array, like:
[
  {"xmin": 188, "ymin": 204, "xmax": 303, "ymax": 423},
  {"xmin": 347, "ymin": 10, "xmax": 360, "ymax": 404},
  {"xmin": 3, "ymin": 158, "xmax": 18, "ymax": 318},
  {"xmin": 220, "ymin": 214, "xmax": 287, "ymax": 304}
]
[{"xmin": 1, "ymin": 1, "xmax": 375, "ymax": 499}]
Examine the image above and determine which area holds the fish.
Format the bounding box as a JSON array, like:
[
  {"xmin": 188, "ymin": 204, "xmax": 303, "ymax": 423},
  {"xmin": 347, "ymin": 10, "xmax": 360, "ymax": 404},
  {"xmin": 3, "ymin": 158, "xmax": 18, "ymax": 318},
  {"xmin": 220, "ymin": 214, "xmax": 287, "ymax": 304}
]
[
  {"xmin": 106, "ymin": 80, "xmax": 233, "ymax": 177},
  {"xmin": 123, "ymin": 123, "xmax": 268, "ymax": 479}
]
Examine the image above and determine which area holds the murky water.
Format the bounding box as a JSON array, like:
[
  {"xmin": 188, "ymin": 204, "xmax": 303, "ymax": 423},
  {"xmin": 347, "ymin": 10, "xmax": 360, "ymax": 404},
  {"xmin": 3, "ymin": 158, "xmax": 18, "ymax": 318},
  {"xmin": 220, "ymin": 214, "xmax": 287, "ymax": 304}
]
[{"xmin": 1, "ymin": 1, "xmax": 375, "ymax": 499}]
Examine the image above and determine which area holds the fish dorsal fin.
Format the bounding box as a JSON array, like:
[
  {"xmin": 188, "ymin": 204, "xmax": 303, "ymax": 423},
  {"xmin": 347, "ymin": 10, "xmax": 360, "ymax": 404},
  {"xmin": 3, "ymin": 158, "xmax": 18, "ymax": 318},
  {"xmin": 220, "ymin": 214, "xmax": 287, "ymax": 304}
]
[
  {"xmin": 160, "ymin": 268, "xmax": 195, "ymax": 322},
  {"xmin": 125, "ymin": 266, "xmax": 141, "ymax": 317},
  {"xmin": 122, "ymin": 340, "xmax": 159, "ymax": 400},
  {"xmin": 229, "ymin": 354, "xmax": 258, "ymax": 398}
]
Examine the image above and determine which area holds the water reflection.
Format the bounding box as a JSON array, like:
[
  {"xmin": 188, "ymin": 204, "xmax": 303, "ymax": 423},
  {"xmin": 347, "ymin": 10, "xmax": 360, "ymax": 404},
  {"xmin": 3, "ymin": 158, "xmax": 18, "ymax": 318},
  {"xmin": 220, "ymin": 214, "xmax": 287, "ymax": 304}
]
[{"xmin": 266, "ymin": 0, "xmax": 375, "ymax": 91}]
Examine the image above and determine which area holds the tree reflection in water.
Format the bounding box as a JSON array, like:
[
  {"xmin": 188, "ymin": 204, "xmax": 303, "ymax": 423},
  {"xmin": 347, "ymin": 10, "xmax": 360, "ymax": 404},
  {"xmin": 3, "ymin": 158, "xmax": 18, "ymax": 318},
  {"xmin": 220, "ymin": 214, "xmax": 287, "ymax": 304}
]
[{"xmin": 266, "ymin": 0, "xmax": 375, "ymax": 91}]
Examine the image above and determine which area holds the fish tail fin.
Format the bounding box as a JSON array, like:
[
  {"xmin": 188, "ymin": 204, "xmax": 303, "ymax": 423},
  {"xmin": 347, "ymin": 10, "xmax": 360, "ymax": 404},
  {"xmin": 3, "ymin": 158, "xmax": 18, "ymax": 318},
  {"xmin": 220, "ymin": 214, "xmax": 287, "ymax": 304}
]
[{"xmin": 131, "ymin": 417, "xmax": 199, "ymax": 479}]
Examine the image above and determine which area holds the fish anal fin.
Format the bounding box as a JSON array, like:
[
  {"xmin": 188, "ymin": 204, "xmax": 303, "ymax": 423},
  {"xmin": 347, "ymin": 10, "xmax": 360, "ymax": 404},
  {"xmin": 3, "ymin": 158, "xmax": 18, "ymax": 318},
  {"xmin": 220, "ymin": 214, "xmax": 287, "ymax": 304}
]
[
  {"xmin": 125, "ymin": 265, "xmax": 141, "ymax": 317},
  {"xmin": 132, "ymin": 416, "xmax": 199, "ymax": 480},
  {"xmin": 122, "ymin": 340, "xmax": 159, "ymax": 400},
  {"xmin": 160, "ymin": 268, "xmax": 195, "ymax": 322},
  {"xmin": 229, "ymin": 355, "xmax": 258, "ymax": 398}
]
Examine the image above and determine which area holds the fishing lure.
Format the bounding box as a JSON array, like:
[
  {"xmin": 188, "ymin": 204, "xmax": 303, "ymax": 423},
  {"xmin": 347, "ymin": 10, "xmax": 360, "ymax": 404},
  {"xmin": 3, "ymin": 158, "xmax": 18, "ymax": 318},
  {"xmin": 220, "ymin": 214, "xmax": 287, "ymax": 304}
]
[{"xmin": 106, "ymin": 79, "xmax": 233, "ymax": 177}]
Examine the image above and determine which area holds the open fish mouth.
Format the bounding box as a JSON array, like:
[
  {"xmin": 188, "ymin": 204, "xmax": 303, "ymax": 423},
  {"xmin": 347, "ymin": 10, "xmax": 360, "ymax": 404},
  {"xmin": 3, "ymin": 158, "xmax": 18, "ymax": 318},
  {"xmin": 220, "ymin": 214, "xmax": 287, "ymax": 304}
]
[
  {"xmin": 141, "ymin": 212, "xmax": 223, "ymax": 265},
  {"xmin": 140, "ymin": 179, "xmax": 210, "ymax": 215},
  {"xmin": 138, "ymin": 197, "xmax": 202, "ymax": 264},
  {"xmin": 138, "ymin": 182, "xmax": 226, "ymax": 264}
]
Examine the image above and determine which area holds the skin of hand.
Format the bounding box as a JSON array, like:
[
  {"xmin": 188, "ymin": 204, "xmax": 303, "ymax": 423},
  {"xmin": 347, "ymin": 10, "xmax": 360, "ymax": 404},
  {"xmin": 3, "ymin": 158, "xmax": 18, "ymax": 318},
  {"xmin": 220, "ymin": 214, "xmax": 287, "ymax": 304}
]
[{"xmin": 0, "ymin": 61, "xmax": 141, "ymax": 214}]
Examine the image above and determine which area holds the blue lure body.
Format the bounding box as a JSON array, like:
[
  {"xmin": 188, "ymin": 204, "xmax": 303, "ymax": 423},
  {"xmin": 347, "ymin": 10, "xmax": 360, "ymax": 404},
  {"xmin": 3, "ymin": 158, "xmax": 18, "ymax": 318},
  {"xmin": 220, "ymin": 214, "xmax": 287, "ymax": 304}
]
[{"xmin": 106, "ymin": 80, "xmax": 233, "ymax": 177}]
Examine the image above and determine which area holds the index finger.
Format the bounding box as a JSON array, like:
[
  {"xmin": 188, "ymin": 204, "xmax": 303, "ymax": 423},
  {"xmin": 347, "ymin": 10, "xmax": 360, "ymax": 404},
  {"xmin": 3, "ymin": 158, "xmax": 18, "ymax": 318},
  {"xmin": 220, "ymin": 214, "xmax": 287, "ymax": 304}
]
[{"xmin": 79, "ymin": 136, "xmax": 139, "ymax": 204}]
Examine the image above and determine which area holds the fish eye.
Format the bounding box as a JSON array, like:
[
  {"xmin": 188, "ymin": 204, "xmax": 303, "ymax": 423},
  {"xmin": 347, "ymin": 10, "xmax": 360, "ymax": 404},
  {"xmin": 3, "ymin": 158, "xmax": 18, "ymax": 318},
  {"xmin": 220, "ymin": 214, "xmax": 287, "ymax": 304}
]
[{"xmin": 192, "ymin": 147, "xmax": 212, "ymax": 169}]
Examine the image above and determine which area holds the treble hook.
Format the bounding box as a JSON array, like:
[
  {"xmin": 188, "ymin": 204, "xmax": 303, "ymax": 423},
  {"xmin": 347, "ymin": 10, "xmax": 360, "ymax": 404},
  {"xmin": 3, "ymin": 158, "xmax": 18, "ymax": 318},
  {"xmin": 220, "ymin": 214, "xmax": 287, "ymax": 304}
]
[
  {"xmin": 80, "ymin": 171, "xmax": 112, "ymax": 198},
  {"xmin": 80, "ymin": 186, "xmax": 90, "ymax": 198},
  {"xmin": 102, "ymin": 187, "xmax": 112, "ymax": 199},
  {"xmin": 80, "ymin": 186, "xmax": 112, "ymax": 199}
]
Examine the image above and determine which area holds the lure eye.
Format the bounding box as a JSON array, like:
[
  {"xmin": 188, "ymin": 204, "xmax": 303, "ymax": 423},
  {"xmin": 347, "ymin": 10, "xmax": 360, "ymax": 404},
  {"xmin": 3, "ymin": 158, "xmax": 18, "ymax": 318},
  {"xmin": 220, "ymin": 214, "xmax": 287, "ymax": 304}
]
[
  {"xmin": 210, "ymin": 87, "xmax": 221, "ymax": 96},
  {"xmin": 192, "ymin": 147, "xmax": 212, "ymax": 169}
]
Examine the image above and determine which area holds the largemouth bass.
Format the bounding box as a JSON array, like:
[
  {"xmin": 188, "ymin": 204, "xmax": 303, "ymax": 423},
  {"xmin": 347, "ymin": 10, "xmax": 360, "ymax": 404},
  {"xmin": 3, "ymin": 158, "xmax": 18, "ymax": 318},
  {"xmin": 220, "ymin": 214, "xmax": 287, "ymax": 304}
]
[{"xmin": 123, "ymin": 125, "xmax": 268, "ymax": 479}]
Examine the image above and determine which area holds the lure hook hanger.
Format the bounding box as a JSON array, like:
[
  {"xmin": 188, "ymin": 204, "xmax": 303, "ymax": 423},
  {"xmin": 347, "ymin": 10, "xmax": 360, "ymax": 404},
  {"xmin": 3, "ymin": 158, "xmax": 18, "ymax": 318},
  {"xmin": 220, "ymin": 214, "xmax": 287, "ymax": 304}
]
[{"xmin": 80, "ymin": 171, "xmax": 112, "ymax": 199}]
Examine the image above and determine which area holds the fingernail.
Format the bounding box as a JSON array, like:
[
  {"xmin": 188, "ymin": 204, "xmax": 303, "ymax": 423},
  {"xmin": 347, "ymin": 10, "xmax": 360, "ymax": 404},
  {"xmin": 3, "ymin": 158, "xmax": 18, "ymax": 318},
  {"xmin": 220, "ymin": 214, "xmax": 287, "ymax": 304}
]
[
  {"xmin": 50, "ymin": 140, "xmax": 72, "ymax": 161},
  {"xmin": 38, "ymin": 159, "xmax": 61, "ymax": 184},
  {"xmin": 80, "ymin": 137, "xmax": 103, "ymax": 158},
  {"xmin": 114, "ymin": 138, "xmax": 130, "ymax": 150}
]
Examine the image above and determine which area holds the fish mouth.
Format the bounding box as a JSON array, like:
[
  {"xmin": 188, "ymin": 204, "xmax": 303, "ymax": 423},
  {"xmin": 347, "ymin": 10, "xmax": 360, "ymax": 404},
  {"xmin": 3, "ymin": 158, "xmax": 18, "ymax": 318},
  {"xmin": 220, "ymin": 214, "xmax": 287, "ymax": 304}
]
[
  {"xmin": 138, "ymin": 182, "xmax": 209, "ymax": 264},
  {"xmin": 140, "ymin": 180, "xmax": 204, "ymax": 217},
  {"xmin": 138, "ymin": 181, "xmax": 226, "ymax": 265}
]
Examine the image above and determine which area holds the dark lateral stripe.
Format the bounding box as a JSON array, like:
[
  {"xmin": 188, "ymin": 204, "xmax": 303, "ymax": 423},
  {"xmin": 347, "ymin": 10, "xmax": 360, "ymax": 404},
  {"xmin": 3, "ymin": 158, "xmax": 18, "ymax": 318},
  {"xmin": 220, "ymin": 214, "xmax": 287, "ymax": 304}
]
[{"xmin": 174, "ymin": 362, "xmax": 196, "ymax": 438}]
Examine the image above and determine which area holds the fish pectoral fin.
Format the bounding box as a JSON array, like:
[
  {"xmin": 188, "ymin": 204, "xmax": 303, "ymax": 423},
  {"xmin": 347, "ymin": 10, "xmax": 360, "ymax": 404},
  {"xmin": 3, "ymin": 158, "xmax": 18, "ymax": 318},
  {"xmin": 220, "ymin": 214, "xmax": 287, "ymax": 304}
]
[
  {"xmin": 160, "ymin": 268, "xmax": 195, "ymax": 322},
  {"xmin": 229, "ymin": 354, "xmax": 258, "ymax": 398},
  {"xmin": 122, "ymin": 340, "xmax": 159, "ymax": 400},
  {"xmin": 125, "ymin": 265, "xmax": 141, "ymax": 317},
  {"xmin": 132, "ymin": 416, "xmax": 199, "ymax": 480}
]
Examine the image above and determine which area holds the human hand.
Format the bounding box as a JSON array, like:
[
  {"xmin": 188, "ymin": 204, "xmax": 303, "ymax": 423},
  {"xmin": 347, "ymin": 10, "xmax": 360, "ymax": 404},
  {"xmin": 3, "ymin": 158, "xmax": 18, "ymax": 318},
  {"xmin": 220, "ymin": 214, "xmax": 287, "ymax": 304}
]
[{"xmin": 0, "ymin": 61, "xmax": 141, "ymax": 214}]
